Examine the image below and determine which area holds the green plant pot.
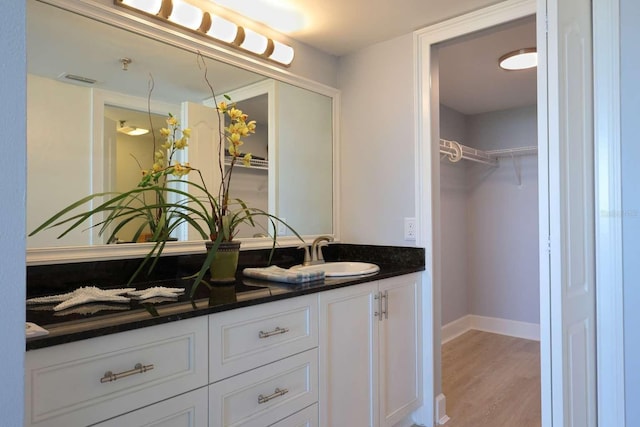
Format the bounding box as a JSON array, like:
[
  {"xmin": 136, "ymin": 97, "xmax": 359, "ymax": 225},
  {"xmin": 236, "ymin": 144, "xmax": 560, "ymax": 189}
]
[{"xmin": 205, "ymin": 240, "xmax": 241, "ymax": 283}]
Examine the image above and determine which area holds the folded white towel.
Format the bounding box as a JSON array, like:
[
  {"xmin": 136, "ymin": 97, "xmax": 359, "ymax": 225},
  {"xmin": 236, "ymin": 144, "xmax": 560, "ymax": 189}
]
[{"xmin": 242, "ymin": 265, "xmax": 325, "ymax": 284}]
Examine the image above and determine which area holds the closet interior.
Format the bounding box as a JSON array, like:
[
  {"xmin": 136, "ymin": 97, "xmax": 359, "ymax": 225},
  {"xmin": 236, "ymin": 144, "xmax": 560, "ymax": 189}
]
[{"xmin": 436, "ymin": 15, "xmax": 541, "ymax": 426}]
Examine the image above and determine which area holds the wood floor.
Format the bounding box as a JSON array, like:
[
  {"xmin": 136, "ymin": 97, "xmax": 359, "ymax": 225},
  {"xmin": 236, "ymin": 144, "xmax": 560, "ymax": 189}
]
[{"xmin": 441, "ymin": 330, "xmax": 541, "ymax": 427}]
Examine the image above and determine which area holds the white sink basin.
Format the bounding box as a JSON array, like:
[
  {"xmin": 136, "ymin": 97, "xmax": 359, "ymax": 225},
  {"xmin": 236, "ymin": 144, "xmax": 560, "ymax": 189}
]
[{"xmin": 290, "ymin": 262, "xmax": 380, "ymax": 277}]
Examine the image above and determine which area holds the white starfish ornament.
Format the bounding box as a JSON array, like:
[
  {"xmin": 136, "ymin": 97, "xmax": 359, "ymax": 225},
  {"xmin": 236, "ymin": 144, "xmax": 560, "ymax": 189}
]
[
  {"xmin": 127, "ymin": 287, "xmax": 185, "ymax": 300},
  {"xmin": 26, "ymin": 286, "xmax": 134, "ymax": 311}
]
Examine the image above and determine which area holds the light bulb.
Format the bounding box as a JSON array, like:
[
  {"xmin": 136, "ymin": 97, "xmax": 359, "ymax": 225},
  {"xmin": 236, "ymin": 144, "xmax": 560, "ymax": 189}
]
[
  {"xmin": 269, "ymin": 40, "xmax": 294, "ymax": 65},
  {"xmin": 240, "ymin": 28, "xmax": 269, "ymax": 54},
  {"xmin": 168, "ymin": 0, "xmax": 203, "ymax": 30},
  {"xmin": 206, "ymin": 14, "xmax": 239, "ymax": 43},
  {"xmin": 121, "ymin": 0, "xmax": 163, "ymax": 14}
]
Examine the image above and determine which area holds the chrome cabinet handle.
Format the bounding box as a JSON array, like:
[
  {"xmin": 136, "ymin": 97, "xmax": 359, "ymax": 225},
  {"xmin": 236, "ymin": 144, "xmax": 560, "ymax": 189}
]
[
  {"xmin": 381, "ymin": 290, "xmax": 389, "ymax": 320},
  {"xmin": 100, "ymin": 363, "xmax": 154, "ymax": 383},
  {"xmin": 374, "ymin": 293, "xmax": 381, "ymax": 319},
  {"xmin": 258, "ymin": 387, "xmax": 289, "ymax": 404},
  {"xmin": 259, "ymin": 326, "xmax": 289, "ymax": 339}
]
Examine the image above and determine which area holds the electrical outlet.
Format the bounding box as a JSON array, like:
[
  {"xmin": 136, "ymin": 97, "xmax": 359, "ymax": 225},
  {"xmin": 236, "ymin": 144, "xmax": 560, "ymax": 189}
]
[
  {"xmin": 277, "ymin": 219, "xmax": 287, "ymax": 236},
  {"xmin": 404, "ymin": 217, "xmax": 416, "ymax": 241}
]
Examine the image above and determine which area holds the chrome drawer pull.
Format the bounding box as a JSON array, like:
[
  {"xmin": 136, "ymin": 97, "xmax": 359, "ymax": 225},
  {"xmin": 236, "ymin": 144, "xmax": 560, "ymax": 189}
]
[
  {"xmin": 100, "ymin": 363, "xmax": 154, "ymax": 383},
  {"xmin": 259, "ymin": 326, "xmax": 289, "ymax": 339},
  {"xmin": 258, "ymin": 387, "xmax": 289, "ymax": 404}
]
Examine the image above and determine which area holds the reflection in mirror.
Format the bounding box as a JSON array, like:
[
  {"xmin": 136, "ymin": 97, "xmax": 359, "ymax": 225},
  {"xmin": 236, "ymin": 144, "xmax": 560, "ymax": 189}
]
[{"xmin": 26, "ymin": 0, "xmax": 335, "ymax": 254}]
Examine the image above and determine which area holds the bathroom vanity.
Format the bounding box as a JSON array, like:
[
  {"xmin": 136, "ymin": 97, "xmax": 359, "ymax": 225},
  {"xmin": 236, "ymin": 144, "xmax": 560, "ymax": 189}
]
[{"xmin": 25, "ymin": 244, "xmax": 424, "ymax": 427}]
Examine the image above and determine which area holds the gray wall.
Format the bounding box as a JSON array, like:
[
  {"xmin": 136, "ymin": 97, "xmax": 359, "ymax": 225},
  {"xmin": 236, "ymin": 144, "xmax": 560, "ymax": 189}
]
[
  {"xmin": 337, "ymin": 33, "xmax": 416, "ymax": 245},
  {"xmin": 439, "ymin": 105, "xmax": 539, "ymax": 325},
  {"xmin": 621, "ymin": 0, "xmax": 640, "ymax": 421},
  {"xmin": 440, "ymin": 106, "xmax": 470, "ymax": 325},
  {"xmin": 0, "ymin": 1, "xmax": 26, "ymax": 424}
]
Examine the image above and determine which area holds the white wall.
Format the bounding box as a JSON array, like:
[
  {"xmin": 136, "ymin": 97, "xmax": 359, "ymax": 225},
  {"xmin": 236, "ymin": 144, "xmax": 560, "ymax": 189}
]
[
  {"xmin": 439, "ymin": 105, "xmax": 539, "ymax": 325},
  {"xmin": 338, "ymin": 33, "xmax": 416, "ymax": 245},
  {"xmin": 621, "ymin": 0, "xmax": 640, "ymax": 421},
  {"xmin": 0, "ymin": 1, "xmax": 25, "ymax": 424}
]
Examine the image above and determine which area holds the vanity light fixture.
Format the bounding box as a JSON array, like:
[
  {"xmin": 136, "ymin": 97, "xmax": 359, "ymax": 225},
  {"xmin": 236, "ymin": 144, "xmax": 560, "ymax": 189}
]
[
  {"xmin": 117, "ymin": 121, "xmax": 149, "ymax": 136},
  {"xmin": 499, "ymin": 48, "xmax": 537, "ymax": 70},
  {"xmin": 114, "ymin": 0, "xmax": 295, "ymax": 66}
]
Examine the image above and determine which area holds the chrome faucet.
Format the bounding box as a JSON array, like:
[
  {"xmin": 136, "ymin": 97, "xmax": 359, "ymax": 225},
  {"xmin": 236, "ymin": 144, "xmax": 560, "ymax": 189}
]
[
  {"xmin": 299, "ymin": 235, "xmax": 334, "ymax": 266},
  {"xmin": 310, "ymin": 235, "xmax": 334, "ymax": 264}
]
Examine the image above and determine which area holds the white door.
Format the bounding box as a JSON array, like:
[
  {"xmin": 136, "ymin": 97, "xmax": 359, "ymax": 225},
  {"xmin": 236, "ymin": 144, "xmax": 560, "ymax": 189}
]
[{"xmin": 541, "ymin": 0, "xmax": 596, "ymax": 425}]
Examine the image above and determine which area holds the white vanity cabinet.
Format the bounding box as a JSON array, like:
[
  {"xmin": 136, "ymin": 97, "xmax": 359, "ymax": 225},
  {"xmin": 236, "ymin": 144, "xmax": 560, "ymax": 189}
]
[
  {"xmin": 318, "ymin": 274, "xmax": 422, "ymax": 427},
  {"xmin": 24, "ymin": 317, "xmax": 208, "ymax": 427}
]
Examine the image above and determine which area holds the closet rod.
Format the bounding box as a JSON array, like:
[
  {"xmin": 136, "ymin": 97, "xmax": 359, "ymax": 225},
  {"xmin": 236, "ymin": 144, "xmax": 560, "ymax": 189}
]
[{"xmin": 439, "ymin": 139, "xmax": 497, "ymax": 166}]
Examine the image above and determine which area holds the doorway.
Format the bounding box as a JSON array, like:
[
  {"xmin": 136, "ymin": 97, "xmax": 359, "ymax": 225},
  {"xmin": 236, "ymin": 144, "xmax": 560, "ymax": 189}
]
[{"xmin": 435, "ymin": 16, "xmax": 540, "ymax": 425}]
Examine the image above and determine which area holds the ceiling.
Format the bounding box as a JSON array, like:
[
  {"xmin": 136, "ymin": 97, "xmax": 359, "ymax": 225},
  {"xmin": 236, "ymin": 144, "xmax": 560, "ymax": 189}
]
[{"xmin": 214, "ymin": 0, "xmax": 508, "ymax": 57}]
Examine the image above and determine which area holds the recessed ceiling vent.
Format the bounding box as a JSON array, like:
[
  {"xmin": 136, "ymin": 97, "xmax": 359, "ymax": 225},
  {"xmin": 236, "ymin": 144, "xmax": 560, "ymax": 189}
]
[{"xmin": 57, "ymin": 73, "xmax": 97, "ymax": 85}]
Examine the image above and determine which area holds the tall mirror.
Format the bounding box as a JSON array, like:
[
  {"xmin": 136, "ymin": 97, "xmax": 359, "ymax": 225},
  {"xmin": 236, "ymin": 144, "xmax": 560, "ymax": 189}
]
[{"xmin": 26, "ymin": 0, "xmax": 335, "ymax": 259}]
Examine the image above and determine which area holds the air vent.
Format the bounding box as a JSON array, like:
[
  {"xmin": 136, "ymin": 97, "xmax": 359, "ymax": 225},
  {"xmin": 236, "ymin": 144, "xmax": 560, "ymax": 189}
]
[{"xmin": 58, "ymin": 73, "xmax": 97, "ymax": 85}]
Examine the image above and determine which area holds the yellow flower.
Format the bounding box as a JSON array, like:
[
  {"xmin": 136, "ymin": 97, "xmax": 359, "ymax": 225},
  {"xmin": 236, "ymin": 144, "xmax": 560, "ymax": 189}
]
[
  {"xmin": 240, "ymin": 113, "xmax": 248, "ymax": 122},
  {"xmin": 172, "ymin": 162, "xmax": 191, "ymax": 177},
  {"xmin": 160, "ymin": 128, "xmax": 170, "ymax": 137},
  {"xmin": 243, "ymin": 153, "xmax": 252, "ymax": 167},
  {"xmin": 228, "ymin": 145, "xmax": 237, "ymax": 156},
  {"xmin": 167, "ymin": 116, "xmax": 178, "ymax": 126},
  {"xmin": 154, "ymin": 150, "xmax": 165, "ymax": 161},
  {"xmin": 247, "ymin": 121, "xmax": 256, "ymax": 133},
  {"xmin": 217, "ymin": 101, "xmax": 228, "ymax": 112},
  {"xmin": 175, "ymin": 137, "xmax": 188, "ymax": 149},
  {"xmin": 182, "ymin": 128, "xmax": 191, "ymax": 138},
  {"xmin": 152, "ymin": 162, "xmax": 163, "ymax": 172},
  {"xmin": 229, "ymin": 132, "xmax": 242, "ymax": 145},
  {"xmin": 160, "ymin": 142, "xmax": 171, "ymax": 150},
  {"xmin": 228, "ymin": 108, "xmax": 243, "ymax": 120}
]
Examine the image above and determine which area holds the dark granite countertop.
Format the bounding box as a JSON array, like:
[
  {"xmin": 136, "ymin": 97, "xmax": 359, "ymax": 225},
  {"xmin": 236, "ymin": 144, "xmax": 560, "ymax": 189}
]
[{"xmin": 26, "ymin": 244, "xmax": 425, "ymax": 350}]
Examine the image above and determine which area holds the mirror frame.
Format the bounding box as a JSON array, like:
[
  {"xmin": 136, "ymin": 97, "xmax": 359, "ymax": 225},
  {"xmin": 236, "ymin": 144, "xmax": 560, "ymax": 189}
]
[{"xmin": 27, "ymin": 0, "xmax": 340, "ymax": 265}]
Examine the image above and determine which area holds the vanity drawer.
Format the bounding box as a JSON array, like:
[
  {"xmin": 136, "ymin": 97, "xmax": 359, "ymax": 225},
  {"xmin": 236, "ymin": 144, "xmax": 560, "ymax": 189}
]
[
  {"xmin": 94, "ymin": 386, "xmax": 208, "ymax": 427},
  {"xmin": 210, "ymin": 294, "xmax": 318, "ymax": 382},
  {"xmin": 25, "ymin": 317, "xmax": 208, "ymax": 427},
  {"xmin": 270, "ymin": 403, "xmax": 318, "ymax": 427},
  {"xmin": 210, "ymin": 348, "xmax": 318, "ymax": 427}
]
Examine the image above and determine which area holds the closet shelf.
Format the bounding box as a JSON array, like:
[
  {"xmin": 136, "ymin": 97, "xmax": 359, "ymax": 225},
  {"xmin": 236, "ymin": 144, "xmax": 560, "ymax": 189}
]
[
  {"xmin": 224, "ymin": 156, "xmax": 269, "ymax": 170},
  {"xmin": 439, "ymin": 139, "xmax": 537, "ymax": 167}
]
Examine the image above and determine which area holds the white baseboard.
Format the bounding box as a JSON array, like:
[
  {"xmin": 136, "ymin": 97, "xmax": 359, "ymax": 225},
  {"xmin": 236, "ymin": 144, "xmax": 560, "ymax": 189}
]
[
  {"xmin": 441, "ymin": 315, "xmax": 473, "ymax": 344},
  {"xmin": 435, "ymin": 393, "xmax": 450, "ymax": 425},
  {"xmin": 441, "ymin": 314, "xmax": 540, "ymax": 343}
]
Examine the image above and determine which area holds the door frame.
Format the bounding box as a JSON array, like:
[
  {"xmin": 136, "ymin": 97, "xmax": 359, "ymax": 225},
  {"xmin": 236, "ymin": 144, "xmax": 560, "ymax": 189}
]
[
  {"xmin": 592, "ymin": 0, "xmax": 625, "ymax": 424},
  {"xmin": 413, "ymin": 1, "xmax": 537, "ymax": 423}
]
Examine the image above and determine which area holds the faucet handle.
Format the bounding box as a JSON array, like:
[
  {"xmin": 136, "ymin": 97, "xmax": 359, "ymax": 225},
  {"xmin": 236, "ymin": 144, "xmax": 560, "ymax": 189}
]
[
  {"xmin": 298, "ymin": 245, "xmax": 312, "ymax": 266},
  {"xmin": 316, "ymin": 241, "xmax": 330, "ymax": 262}
]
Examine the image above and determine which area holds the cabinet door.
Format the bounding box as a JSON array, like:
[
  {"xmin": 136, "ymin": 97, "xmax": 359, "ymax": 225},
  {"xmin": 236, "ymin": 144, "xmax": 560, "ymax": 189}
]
[
  {"xmin": 319, "ymin": 282, "xmax": 379, "ymax": 427},
  {"xmin": 378, "ymin": 274, "xmax": 422, "ymax": 427},
  {"xmin": 94, "ymin": 386, "xmax": 208, "ymax": 427}
]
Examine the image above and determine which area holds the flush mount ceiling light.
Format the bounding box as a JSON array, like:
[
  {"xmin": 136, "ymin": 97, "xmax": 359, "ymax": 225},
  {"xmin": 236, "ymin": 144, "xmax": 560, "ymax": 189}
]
[
  {"xmin": 499, "ymin": 48, "xmax": 537, "ymax": 71},
  {"xmin": 114, "ymin": 0, "xmax": 295, "ymax": 66},
  {"xmin": 117, "ymin": 121, "xmax": 149, "ymax": 136}
]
